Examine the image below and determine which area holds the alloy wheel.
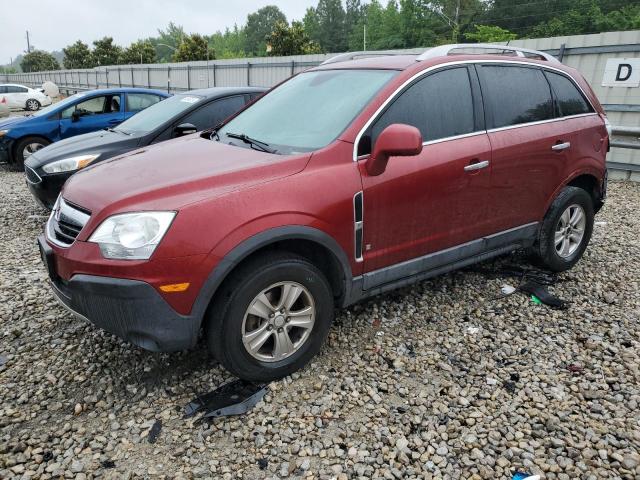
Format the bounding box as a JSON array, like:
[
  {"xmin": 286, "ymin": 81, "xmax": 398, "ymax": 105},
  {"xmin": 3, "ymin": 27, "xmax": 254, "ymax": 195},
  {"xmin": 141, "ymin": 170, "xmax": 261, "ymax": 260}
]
[
  {"xmin": 554, "ymin": 203, "xmax": 586, "ymax": 258},
  {"xmin": 22, "ymin": 142, "xmax": 45, "ymax": 160},
  {"xmin": 26, "ymin": 100, "xmax": 39, "ymax": 111},
  {"xmin": 242, "ymin": 281, "xmax": 315, "ymax": 363}
]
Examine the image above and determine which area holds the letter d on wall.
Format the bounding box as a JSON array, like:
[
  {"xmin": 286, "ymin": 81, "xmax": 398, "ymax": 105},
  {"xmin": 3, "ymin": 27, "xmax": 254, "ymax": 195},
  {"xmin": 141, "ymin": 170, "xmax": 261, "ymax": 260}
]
[{"xmin": 603, "ymin": 58, "xmax": 640, "ymax": 87}]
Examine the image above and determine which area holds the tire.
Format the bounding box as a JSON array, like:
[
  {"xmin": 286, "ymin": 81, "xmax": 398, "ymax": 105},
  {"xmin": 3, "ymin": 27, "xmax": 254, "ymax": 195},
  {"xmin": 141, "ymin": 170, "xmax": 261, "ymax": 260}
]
[
  {"xmin": 25, "ymin": 99, "xmax": 40, "ymax": 111},
  {"xmin": 13, "ymin": 136, "xmax": 50, "ymax": 171},
  {"xmin": 533, "ymin": 186, "xmax": 594, "ymax": 272},
  {"xmin": 206, "ymin": 252, "xmax": 334, "ymax": 381}
]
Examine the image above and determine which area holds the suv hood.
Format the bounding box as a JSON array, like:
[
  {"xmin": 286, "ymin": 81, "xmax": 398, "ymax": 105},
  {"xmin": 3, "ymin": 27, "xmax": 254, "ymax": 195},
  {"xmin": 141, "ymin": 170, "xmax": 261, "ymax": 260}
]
[
  {"xmin": 27, "ymin": 129, "xmax": 143, "ymax": 168},
  {"xmin": 63, "ymin": 134, "xmax": 311, "ymax": 213}
]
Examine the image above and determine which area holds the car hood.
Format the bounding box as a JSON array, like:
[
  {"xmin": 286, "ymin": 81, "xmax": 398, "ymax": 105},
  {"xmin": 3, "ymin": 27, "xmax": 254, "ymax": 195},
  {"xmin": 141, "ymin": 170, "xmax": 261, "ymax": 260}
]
[
  {"xmin": 26, "ymin": 129, "xmax": 143, "ymax": 168},
  {"xmin": 63, "ymin": 134, "xmax": 311, "ymax": 213},
  {"xmin": 0, "ymin": 115, "xmax": 32, "ymax": 129}
]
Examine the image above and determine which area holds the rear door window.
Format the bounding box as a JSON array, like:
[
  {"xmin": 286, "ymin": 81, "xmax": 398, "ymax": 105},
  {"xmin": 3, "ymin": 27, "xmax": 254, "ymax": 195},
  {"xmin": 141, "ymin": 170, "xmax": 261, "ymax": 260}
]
[
  {"xmin": 126, "ymin": 93, "xmax": 162, "ymax": 112},
  {"xmin": 181, "ymin": 95, "xmax": 247, "ymax": 131},
  {"xmin": 544, "ymin": 71, "xmax": 593, "ymax": 117},
  {"xmin": 477, "ymin": 65, "xmax": 553, "ymax": 129},
  {"xmin": 360, "ymin": 67, "xmax": 476, "ymax": 155},
  {"xmin": 6, "ymin": 86, "xmax": 27, "ymax": 93}
]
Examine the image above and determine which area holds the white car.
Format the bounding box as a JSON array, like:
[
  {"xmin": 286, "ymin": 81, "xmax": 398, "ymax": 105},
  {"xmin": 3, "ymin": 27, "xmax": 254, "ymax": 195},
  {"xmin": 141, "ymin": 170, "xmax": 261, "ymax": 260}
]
[{"xmin": 0, "ymin": 84, "xmax": 52, "ymax": 111}]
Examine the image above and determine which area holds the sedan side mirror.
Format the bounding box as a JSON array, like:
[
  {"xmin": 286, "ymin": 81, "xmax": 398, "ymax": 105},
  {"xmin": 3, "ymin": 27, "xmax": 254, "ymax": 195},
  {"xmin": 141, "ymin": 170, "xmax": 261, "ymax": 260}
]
[
  {"xmin": 174, "ymin": 123, "xmax": 198, "ymax": 137},
  {"xmin": 366, "ymin": 124, "xmax": 423, "ymax": 176},
  {"xmin": 71, "ymin": 111, "xmax": 81, "ymax": 122}
]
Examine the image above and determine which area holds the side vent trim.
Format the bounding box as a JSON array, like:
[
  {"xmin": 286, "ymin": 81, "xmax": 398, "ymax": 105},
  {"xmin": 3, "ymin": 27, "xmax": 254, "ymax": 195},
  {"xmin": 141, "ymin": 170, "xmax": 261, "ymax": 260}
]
[{"xmin": 353, "ymin": 191, "xmax": 364, "ymax": 262}]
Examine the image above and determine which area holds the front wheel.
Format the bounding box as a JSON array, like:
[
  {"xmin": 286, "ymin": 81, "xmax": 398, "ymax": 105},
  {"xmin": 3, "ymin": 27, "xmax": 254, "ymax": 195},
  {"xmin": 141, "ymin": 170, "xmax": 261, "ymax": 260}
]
[
  {"xmin": 534, "ymin": 186, "xmax": 594, "ymax": 272},
  {"xmin": 206, "ymin": 253, "xmax": 334, "ymax": 381},
  {"xmin": 25, "ymin": 99, "xmax": 41, "ymax": 111},
  {"xmin": 14, "ymin": 136, "xmax": 51, "ymax": 171}
]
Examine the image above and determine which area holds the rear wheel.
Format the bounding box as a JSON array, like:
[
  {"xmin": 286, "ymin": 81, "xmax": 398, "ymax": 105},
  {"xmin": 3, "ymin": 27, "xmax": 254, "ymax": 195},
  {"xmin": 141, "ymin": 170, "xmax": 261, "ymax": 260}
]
[
  {"xmin": 534, "ymin": 186, "xmax": 594, "ymax": 272},
  {"xmin": 14, "ymin": 136, "xmax": 50, "ymax": 171},
  {"xmin": 25, "ymin": 99, "xmax": 40, "ymax": 111},
  {"xmin": 206, "ymin": 252, "xmax": 334, "ymax": 381}
]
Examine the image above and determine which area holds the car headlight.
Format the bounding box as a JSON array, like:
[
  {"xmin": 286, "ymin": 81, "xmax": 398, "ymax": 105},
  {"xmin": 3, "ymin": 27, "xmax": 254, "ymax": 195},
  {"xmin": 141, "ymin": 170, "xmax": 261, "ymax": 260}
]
[
  {"xmin": 42, "ymin": 154, "xmax": 100, "ymax": 174},
  {"xmin": 0, "ymin": 130, "xmax": 9, "ymax": 138},
  {"xmin": 88, "ymin": 211, "xmax": 176, "ymax": 260}
]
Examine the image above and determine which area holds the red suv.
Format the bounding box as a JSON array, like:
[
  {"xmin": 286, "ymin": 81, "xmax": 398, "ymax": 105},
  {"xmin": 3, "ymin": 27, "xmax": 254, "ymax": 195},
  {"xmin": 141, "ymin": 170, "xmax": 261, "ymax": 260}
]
[{"xmin": 39, "ymin": 45, "xmax": 608, "ymax": 381}]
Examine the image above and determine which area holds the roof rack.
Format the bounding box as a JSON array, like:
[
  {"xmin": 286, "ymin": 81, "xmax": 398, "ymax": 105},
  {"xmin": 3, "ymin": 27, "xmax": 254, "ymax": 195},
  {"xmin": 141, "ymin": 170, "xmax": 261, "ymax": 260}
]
[
  {"xmin": 320, "ymin": 50, "xmax": 421, "ymax": 65},
  {"xmin": 416, "ymin": 44, "xmax": 560, "ymax": 63}
]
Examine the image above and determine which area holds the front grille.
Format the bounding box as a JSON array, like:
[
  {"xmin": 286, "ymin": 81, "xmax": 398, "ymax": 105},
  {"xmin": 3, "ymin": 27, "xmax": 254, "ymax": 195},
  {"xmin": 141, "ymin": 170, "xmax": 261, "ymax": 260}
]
[
  {"xmin": 47, "ymin": 198, "xmax": 91, "ymax": 247},
  {"xmin": 25, "ymin": 166, "xmax": 41, "ymax": 184}
]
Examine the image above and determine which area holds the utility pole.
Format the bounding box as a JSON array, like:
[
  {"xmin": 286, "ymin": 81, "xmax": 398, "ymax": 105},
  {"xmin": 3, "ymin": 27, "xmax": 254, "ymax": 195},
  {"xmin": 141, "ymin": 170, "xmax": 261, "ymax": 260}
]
[
  {"xmin": 452, "ymin": 0, "xmax": 461, "ymax": 43},
  {"xmin": 26, "ymin": 30, "xmax": 31, "ymax": 53},
  {"xmin": 363, "ymin": 25, "xmax": 367, "ymax": 51}
]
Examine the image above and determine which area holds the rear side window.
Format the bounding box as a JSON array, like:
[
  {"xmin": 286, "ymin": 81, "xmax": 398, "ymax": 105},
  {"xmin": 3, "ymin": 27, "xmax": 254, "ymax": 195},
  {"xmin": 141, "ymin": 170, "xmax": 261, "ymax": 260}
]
[
  {"xmin": 6, "ymin": 86, "xmax": 27, "ymax": 93},
  {"xmin": 361, "ymin": 67, "xmax": 475, "ymax": 155},
  {"xmin": 478, "ymin": 65, "xmax": 553, "ymax": 128},
  {"xmin": 545, "ymin": 71, "xmax": 593, "ymax": 117},
  {"xmin": 126, "ymin": 93, "xmax": 162, "ymax": 112},
  {"xmin": 181, "ymin": 95, "xmax": 247, "ymax": 131}
]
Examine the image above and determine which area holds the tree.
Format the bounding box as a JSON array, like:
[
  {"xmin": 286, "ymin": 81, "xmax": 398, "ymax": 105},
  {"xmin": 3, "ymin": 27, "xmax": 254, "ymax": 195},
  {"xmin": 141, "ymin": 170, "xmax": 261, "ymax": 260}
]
[
  {"xmin": 92, "ymin": 37, "xmax": 122, "ymax": 66},
  {"xmin": 210, "ymin": 25, "xmax": 247, "ymax": 59},
  {"xmin": 173, "ymin": 33, "xmax": 212, "ymax": 62},
  {"xmin": 21, "ymin": 50, "xmax": 60, "ymax": 72},
  {"xmin": 152, "ymin": 22, "xmax": 185, "ymax": 62},
  {"xmin": 120, "ymin": 40, "xmax": 156, "ymax": 64},
  {"xmin": 465, "ymin": 25, "xmax": 517, "ymax": 42},
  {"xmin": 316, "ymin": 0, "xmax": 348, "ymax": 52},
  {"xmin": 245, "ymin": 5, "xmax": 287, "ymax": 56},
  {"xmin": 63, "ymin": 40, "xmax": 94, "ymax": 69},
  {"xmin": 303, "ymin": 7, "xmax": 321, "ymax": 46},
  {"xmin": 266, "ymin": 21, "xmax": 321, "ymax": 56}
]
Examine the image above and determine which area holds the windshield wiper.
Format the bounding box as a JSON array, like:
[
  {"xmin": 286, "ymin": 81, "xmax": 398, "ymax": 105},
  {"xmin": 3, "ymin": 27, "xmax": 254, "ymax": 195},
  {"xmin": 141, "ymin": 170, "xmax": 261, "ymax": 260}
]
[
  {"xmin": 225, "ymin": 132, "xmax": 276, "ymax": 154},
  {"xmin": 105, "ymin": 127, "xmax": 131, "ymax": 135}
]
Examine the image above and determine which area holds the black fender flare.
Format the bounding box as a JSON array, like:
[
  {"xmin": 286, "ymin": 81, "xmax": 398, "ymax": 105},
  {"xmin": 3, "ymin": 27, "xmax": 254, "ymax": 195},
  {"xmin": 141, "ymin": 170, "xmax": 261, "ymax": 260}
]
[{"xmin": 190, "ymin": 225, "xmax": 354, "ymax": 324}]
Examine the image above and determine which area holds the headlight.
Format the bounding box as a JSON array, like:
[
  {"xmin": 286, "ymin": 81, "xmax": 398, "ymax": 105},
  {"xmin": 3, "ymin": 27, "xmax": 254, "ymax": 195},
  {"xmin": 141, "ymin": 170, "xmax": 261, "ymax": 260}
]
[
  {"xmin": 0, "ymin": 130, "xmax": 9, "ymax": 138},
  {"xmin": 42, "ymin": 154, "xmax": 100, "ymax": 174},
  {"xmin": 88, "ymin": 211, "xmax": 176, "ymax": 260}
]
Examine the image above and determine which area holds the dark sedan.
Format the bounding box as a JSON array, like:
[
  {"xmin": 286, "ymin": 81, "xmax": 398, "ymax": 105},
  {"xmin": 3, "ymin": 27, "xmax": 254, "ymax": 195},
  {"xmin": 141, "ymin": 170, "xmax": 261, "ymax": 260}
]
[{"xmin": 24, "ymin": 87, "xmax": 266, "ymax": 208}]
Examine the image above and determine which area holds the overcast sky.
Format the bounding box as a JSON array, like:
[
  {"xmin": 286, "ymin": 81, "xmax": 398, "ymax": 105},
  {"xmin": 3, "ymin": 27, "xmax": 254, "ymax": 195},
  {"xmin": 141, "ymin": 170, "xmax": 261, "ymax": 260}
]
[{"xmin": 0, "ymin": 0, "xmax": 319, "ymax": 63}]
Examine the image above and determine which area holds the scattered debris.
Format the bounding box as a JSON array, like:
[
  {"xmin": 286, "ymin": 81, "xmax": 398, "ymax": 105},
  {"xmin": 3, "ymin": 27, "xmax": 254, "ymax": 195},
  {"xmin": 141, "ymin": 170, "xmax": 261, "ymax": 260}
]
[
  {"xmin": 512, "ymin": 473, "xmax": 541, "ymax": 480},
  {"xmin": 595, "ymin": 221, "xmax": 608, "ymax": 226},
  {"xmin": 503, "ymin": 381, "xmax": 517, "ymax": 393},
  {"xmin": 531, "ymin": 295, "xmax": 543, "ymax": 305},
  {"xmin": 147, "ymin": 419, "xmax": 162, "ymax": 443},
  {"xmin": 466, "ymin": 326, "xmax": 481, "ymax": 335},
  {"xmin": 520, "ymin": 281, "xmax": 568, "ymax": 310},
  {"xmin": 101, "ymin": 460, "xmax": 115, "ymax": 469},
  {"xmin": 42, "ymin": 452, "xmax": 53, "ymax": 462},
  {"xmin": 567, "ymin": 364, "xmax": 584, "ymax": 374},
  {"xmin": 257, "ymin": 458, "xmax": 269, "ymax": 470},
  {"xmin": 184, "ymin": 379, "xmax": 268, "ymax": 422},
  {"xmin": 501, "ymin": 284, "xmax": 517, "ymax": 295}
]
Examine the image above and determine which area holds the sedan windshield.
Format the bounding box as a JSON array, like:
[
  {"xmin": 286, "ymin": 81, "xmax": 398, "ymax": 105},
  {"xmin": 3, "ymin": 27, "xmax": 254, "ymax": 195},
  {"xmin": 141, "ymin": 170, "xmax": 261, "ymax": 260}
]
[
  {"xmin": 115, "ymin": 94, "xmax": 202, "ymax": 134},
  {"xmin": 218, "ymin": 69, "xmax": 397, "ymax": 154}
]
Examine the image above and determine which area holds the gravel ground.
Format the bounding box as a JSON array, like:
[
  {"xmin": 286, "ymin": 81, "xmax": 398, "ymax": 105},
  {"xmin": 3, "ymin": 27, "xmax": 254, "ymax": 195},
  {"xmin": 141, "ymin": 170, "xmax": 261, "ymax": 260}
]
[{"xmin": 1, "ymin": 168, "xmax": 639, "ymax": 480}]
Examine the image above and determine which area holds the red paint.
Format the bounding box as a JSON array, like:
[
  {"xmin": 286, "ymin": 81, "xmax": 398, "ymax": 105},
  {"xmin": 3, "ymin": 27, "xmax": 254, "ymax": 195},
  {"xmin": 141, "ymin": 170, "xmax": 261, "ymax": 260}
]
[{"xmin": 47, "ymin": 54, "xmax": 607, "ymax": 315}]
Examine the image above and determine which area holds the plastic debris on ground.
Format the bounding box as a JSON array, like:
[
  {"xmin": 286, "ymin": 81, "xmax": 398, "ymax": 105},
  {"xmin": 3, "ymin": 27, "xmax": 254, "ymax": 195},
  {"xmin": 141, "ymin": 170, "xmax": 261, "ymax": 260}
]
[
  {"xmin": 466, "ymin": 326, "xmax": 481, "ymax": 335},
  {"xmin": 501, "ymin": 284, "xmax": 517, "ymax": 295},
  {"xmin": 184, "ymin": 379, "xmax": 268, "ymax": 423},
  {"xmin": 512, "ymin": 473, "xmax": 541, "ymax": 480},
  {"xmin": 147, "ymin": 419, "xmax": 162, "ymax": 443},
  {"xmin": 520, "ymin": 281, "xmax": 569, "ymax": 309}
]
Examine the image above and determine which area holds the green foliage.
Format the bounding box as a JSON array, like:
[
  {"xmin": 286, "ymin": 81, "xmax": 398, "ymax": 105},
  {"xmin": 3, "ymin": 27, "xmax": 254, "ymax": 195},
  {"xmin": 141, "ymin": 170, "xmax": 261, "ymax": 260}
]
[
  {"xmin": 465, "ymin": 25, "xmax": 517, "ymax": 42},
  {"xmin": 209, "ymin": 26, "xmax": 247, "ymax": 59},
  {"xmin": 315, "ymin": 0, "xmax": 348, "ymax": 52},
  {"xmin": 245, "ymin": 5, "xmax": 287, "ymax": 56},
  {"xmin": 92, "ymin": 37, "xmax": 122, "ymax": 66},
  {"xmin": 120, "ymin": 40, "xmax": 156, "ymax": 64},
  {"xmin": 266, "ymin": 21, "xmax": 321, "ymax": 56},
  {"xmin": 20, "ymin": 50, "xmax": 60, "ymax": 72},
  {"xmin": 152, "ymin": 23, "xmax": 186, "ymax": 62},
  {"xmin": 173, "ymin": 34, "xmax": 212, "ymax": 62},
  {"xmin": 63, "ymin": 41, "xmax": 94, "ymax": 69},
  {"xmin": 0, "ymin": 66, "xmax": 18, "ymax": 74}
]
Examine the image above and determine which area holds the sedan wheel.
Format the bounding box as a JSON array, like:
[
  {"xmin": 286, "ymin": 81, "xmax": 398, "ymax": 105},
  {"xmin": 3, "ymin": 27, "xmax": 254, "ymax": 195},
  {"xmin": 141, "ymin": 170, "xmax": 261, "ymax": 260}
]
[
  {"xmin": 242, "ymin": 281, "xmax": 316, "ymax": 362},
  {"xmin": 23, "ymin": 142, "xmax": 45, "ymax": 160},
  {"xmin": 25, "ymin": 99, "xmax": 40, "ymax": 111}
]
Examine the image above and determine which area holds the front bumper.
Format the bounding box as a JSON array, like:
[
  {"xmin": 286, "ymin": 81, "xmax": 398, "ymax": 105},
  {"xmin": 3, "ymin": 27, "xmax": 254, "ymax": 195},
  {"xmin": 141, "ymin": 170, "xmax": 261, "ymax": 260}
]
[
  {"xmin": 25, "ymin": 166, "xmax": 69, "ymax": 209},
  {"xmin": 38, "ymin": 235, "xmax": 201, "ymax": 352},
  {"xmin": 0, "ymin": 137, "xmax": 13, "ymax": 164}
]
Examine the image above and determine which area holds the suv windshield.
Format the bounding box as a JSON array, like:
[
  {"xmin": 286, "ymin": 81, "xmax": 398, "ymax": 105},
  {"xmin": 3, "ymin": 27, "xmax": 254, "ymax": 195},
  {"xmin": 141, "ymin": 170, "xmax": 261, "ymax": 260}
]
[
  {"xmin": 115, "ymin": 94, "xmax": 201, "ymax": 134},
  {"xmin": 217, "ymin": 69, "xmax": 397, "ymax": 154}
]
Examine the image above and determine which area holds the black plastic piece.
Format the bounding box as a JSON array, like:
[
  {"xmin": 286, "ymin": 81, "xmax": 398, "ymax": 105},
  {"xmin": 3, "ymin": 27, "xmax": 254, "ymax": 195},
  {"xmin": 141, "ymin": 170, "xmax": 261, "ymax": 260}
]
[
  {"xmin": 184, "ymin": 379, "xmax": 268, "ymax": 421},
  {"xmin": 148, "ymin": 420, "xmax": 162, "ymax": 443},
  {"xmin": 520, "ymin": 281, "xmax": 569, "ymax": 309}
]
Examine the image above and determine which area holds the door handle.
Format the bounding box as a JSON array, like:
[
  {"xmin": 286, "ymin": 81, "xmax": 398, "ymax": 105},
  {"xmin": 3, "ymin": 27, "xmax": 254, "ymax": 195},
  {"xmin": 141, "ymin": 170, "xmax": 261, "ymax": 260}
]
[
  {"xmin": 552, "ymin": 141, "xmax": 571, "ymax": 151},
  {"xmin": 464, "ymin": 160, "xmax": 490, "ymax": 172}
]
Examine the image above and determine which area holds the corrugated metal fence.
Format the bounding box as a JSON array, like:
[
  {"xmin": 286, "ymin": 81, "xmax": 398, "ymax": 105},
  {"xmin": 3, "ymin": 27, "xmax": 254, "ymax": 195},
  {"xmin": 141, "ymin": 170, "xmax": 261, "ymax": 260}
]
[{"xmin": 1, "ymin": 32, "xmax": 639, "ymax": 178}]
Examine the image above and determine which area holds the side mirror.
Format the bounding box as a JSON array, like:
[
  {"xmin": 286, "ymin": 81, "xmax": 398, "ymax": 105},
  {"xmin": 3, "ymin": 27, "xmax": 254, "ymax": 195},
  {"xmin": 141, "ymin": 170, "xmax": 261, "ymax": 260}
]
[
  {"xmin": 71, "ymin": 111, "xmax": 81, "ymax": 122},
  {"xmin": 174, "ymin": 123, "xmax": 198, "ymax": 137},
  {"xmin": 366, "ymin": 124, "xmax": 423, "ymax": 176}
]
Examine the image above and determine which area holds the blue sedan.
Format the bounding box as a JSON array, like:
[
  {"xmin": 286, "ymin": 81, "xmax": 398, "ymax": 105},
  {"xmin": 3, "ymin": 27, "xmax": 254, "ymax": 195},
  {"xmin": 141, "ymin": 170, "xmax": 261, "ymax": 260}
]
[{"xmin": 0, "ymin": 88, "xmax": 169, "ymax": 170}]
